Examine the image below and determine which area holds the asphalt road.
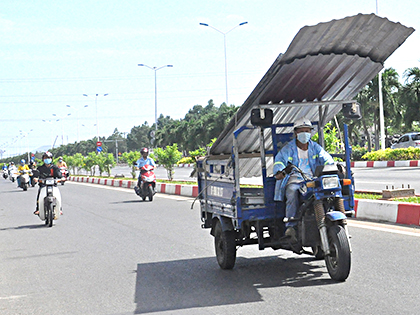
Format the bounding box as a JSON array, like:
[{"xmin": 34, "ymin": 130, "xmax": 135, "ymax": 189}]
[{"xmin": 1, "ymin": 178, "xmax": 420, "ymax": 314}]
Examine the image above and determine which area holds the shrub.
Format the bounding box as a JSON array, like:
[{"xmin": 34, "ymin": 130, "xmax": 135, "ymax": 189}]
[{"xmin": 177, "ymin": 157, "xmax": 194, "ymax": 164}]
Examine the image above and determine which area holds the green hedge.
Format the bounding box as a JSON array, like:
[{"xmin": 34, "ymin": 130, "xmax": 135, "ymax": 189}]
[{"xmin": 362, "ymin": 147, "xmax": 420, "ymax": 161}]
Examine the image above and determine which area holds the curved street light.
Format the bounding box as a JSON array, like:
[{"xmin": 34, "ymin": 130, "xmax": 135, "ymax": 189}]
[
  {"xmin": 83, "ymin": 93, "xmax": 108, "ymax": 140},
  {"xmin": 66, "ymin": 104, "xmax": 88, "ymax": 142},
  {"xmin": 199, "ymin": 21, "xmax": 248, "ymax": 105},
  {"xmin": 138, "ymin": 64, "xmax": 173, "ymax": 135}
]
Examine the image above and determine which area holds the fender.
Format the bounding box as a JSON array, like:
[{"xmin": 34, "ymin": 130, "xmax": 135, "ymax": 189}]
[
  {"xmin": 326, "ymin": 211, "xmax": 347, "ymax": 222},
  {"xmin": 210, "ymin": 215, "xmax": 234, "ymax": 236}
]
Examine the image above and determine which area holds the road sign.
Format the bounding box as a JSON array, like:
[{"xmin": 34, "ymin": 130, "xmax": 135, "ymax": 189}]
[
  {"xmin": 96, "ymin": 146, "xmax": 102, "ymax": 152},
  {"xmin": 96, "ymin": 141, "xmax": 102, "ymax": 146}
]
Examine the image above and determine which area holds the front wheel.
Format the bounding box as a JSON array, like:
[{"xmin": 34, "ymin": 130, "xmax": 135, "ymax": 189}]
[
  {"xmin": 23, "ymin": 183, "xmax": 28, "ymax": 191},
  {"xmin": 214, "ymin": 220, "xmax": 236, "ymax": 269},
  {"xmin": 325, "ymin": 225, "xmax": 351, "ymax": 281},
  {"xmin": 61, "ymin": 180, "xmax": 65, "ymax": 185},
  {"xmin": 148, "ymin": 185, "xmax": 153, "ymax": 201},
  {"xmin": 45, "ymin": 203, "xmax": 54, "ymax": 227}
]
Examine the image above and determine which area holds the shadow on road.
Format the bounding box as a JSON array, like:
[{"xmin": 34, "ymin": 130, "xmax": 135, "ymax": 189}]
[
  {"xmin": 134, "ymin": 255, "xmax": 335, "ymax": 314},
  {"xmin": 0, "ymin": 224, "xmax": 48, "ymax": 231}
]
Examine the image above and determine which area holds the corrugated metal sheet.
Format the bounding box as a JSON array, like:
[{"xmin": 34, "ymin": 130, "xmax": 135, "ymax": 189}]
[{"xmin": 210, "ymin": 13, "xmax": 414, "ymax": 161}]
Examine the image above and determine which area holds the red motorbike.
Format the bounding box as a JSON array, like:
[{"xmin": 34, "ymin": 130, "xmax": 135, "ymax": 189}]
[
  {"xmin": 134, "ymin": 164, "xmax": 156, "ymax": 201},
  {"xmin": 59, "ymin": 167, "xmax": 69, "ymax": 185}
]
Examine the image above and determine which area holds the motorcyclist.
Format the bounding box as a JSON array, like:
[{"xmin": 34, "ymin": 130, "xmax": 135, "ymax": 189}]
[
  {"xmin": 273, "ymin": 117, "xmax": 334, "ymax": 242},
  {"xmin": 56, "ymin": 156, "xmax": 69, "ymax": 178},
  {"xmin": 135, "ymin": 148, "xmax": 155, "ymax": 188},
  {"xmin": 17, "ymin": 159, "xmax": 30, "ymax": 187},
  {"xmin": 56, "ymin": 156, "xmax": 67, "ymax": 168},
  {"xmin": 8, "ymin": 162, "xmax": 17, "ymax": 177},
  {"xmin": 34, "ymin": 152, "xmax": 62, "ymax": 215}
]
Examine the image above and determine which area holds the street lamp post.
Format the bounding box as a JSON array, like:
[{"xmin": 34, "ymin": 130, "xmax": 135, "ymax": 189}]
[
  {"xmin": 66, "ymin": 104, "xmax": 88, "ymax": 142},
  {"xmin": 42, "ymin": 119, "xmax": 59, "ymax": 149},
  {"xmin": 83, "ymin": 93, "xmax": 108, "ymax": 140},
  {"xmin": 138, "ymin": 64, "xmax": 173, "ymax": 138},
  {"xmin": 52, "ymin": 113, "xmax": 71, "ymax": 146},
  {"xmin": 199, "ymin": 21, "xmax": 248, "ymax": 105}
]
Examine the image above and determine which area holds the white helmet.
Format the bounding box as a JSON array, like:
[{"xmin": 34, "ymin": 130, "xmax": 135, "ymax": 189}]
[{"xmin": 293, "ymin": 117, "xmax": 313, "ymax": 130}]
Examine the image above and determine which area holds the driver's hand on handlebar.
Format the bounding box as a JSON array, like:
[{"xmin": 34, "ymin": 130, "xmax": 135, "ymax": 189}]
[
  {"xmin": 275, "ymin": 171, "xmax": 285, "ymax": 180},
  {"xmin": 283, "ymin": 163, "xmax": 294, "ymax": 174}
]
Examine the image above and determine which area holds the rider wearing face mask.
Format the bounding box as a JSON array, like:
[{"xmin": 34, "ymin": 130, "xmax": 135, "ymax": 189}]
[
  {"xmin": 273, "ymin": 117, "xmax": 334, "ymax": 242},
  {"xmin": 33, "ymin": 152, "xmax": 62, "ymax": 215}
]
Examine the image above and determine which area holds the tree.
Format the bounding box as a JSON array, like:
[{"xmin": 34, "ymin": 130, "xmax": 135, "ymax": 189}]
[
  {"xmin": 401, "ymin": 67, "xmax": 420, "ymax": 130},
  {"xmin": 154, "ymin": 144, "xmax": 182, "ymax": 180},
  {"xmin": 121, "ymin": 151, "xmax": 141, "ymax": 178}
]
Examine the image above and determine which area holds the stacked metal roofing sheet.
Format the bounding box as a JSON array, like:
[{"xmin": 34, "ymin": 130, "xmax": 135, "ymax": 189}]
[{"xmin": 210, "ymin": 13, "xmax": 414, "ymax": 162}]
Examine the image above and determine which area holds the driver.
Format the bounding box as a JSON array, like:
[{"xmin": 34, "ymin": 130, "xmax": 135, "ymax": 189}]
[
  {"xmin": 135, "ymin": 148, "xmax": 155, "ymax": 188},
  {"xmin": 34, "ymin": 152, "xmax": 62, "ymax": 215},
  {"xmin": 273, "ymin": 117, "xmax": 334, "ymax": 242},
  {"xmin": 17, "ymin": 159, "xmax": 30, "ymax": 187},
  {"xmin": 56, "ymin": 156, "xmax": 67, "ymax": 168}
]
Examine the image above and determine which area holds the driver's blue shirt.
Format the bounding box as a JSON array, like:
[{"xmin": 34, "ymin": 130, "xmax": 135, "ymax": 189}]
[
  {"xmin": 273, "ymin": 139, "xmax": 334, "ymax": 201},
  {"xmin": 136, "ymin": 157, "xmax": 155, "ymax": 169}
]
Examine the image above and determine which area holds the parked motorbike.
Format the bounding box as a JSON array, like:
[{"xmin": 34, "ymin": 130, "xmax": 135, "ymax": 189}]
[
  {"xmin": 281, "ymin": 162, "xmax": 353, "ymax": 281},
  {"xmin": 134, "ymin": 164, "xmax": 156, "ymax": 201},
  {"xmin": 59, "ymin": 167, "xmax": 69, "ymax": 185},
  {"xmin": 37, "ymin": 177, "xmax": 62, "ymax": 227},
  {"xmin": 17, "ymin": 169, "xmax": 32, "ymax": 191}
]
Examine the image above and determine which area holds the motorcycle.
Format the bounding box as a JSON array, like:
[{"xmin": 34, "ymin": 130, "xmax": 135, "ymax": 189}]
[
  {"xmin": 17, "ymin": 169, "xmax": 32, "ymax": 191},
  {"xmin": 30, "ymin": 169, "xmax": 39, "ymax": 187},
  {"xmin": 2, "ymin": 169, "xmax": 8, "ymax": 179},
  {"xmin": 8, "ymin": 166, "xmax": 17, "ymax": 183},
  {"xmin": 59, "ymin": 166, "xmax": 69, "ymax": 185},
  {"xmin": 282, "ymin": 162, "xmax": 352, "ymax": 281},
  {"xmin": 37, "ymin": 177, "xmax": 62, "ymax": 227},
  {"xmin": 134, "ymin": 164, "xmax": 156, "ymax": 201}
]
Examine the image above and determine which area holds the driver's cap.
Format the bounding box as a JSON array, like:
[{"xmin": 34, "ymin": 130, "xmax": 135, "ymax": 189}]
[{"xmin": 293, "ymin": 117, "xmax": 313, "ymax": 130}]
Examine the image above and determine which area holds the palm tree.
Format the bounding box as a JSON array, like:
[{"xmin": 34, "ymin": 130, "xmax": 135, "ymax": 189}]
[{"xmin": 401, "ymin": 67, "xmax": 420, "ymax": 130}]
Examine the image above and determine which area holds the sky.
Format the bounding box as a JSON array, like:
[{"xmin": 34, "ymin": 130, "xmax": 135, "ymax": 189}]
[{"xmin": 1, "ymin": 0, "xmax": 419, "ymax": 158}]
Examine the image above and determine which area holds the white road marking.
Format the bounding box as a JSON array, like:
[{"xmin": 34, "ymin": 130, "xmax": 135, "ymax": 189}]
[
  {"xmin": 0, "ymin": 295, "xmax": 27, "ymax": 300},
  {"xmin": 348, "ymin": 220, "xmax": 420, "ymax": 237}
]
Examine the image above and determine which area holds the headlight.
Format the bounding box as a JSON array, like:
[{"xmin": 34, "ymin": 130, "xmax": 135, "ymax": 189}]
[
  {"xmin": 46, "ymin": 179, "xmax": 55, "ymax": 185},
  {"xmin": 322, "ymin": 176, "xmax": 339, "ymax": 189}
]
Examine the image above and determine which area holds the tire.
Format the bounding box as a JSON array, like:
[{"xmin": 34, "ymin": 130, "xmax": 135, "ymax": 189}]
[
  {"xmin": 325, "ymin": 225, "xmax": 351, "ymax": 281},
  {"xmin": 61, "ymin": 181, "xmax": 65, "ymax": 185},
  {"xmin": 148, "ymin": 185, "xmax": 153, "ymax": 201},
  {"xmin": 46, "ymin": 203, "xmax": 54, "ymax": 227},
  {"xmin": 214, "ymin": 220, "xmax": 236, "ymax": 269},
  {"xmin": 23, "ymin": 183, "xmax": 28, "ymax": 191},
  {"xmin": 11, "ymin": 177, "xmax": 14, "ymax": 183}
]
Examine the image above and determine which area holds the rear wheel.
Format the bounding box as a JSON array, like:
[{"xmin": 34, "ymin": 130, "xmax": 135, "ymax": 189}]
[
  {"xmin": 325, "ymin": 225, "xmax": 351, "ymax": 281},
  {"xmin": 148, "ymin": 186, "xmax": 153, "ymax": 201},
  {"xmin": 214, "ymin": 220, "xmax": 236, "ymax": 269}
]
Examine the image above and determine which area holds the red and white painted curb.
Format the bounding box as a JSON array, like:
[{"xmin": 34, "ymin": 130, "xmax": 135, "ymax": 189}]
[
  {"xmin": 351, "ymin": 160, "xmax": 420, "ymax": 168},
  {"xmin": 354, "ymin": 199, "xmax": 420, "ymax": 226},
  {"xmin": 68, "ymin": 176, "xmax": 199, "ymax": 198},
  {"xmin": 69, "ymin": 176, "xmax": 420, "ymax": 227}
]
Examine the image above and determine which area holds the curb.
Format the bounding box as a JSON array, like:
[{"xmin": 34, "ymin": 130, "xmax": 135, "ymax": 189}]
[
  {"xmin": 351, "ymin": 160, "xmax": 420, "ymax": 168},
  {"xmin": 68, "ymin": 176, "xmax": 199, "ymax": 198},
  {"xmin": 68, "ymin": 176, "xmax": 420, "ymax": 227}
]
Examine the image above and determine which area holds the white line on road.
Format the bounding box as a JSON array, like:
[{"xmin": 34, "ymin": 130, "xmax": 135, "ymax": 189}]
[{"xmin": 348, "ymin": 220, "xmax": 420, "ymax": 237}]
